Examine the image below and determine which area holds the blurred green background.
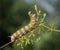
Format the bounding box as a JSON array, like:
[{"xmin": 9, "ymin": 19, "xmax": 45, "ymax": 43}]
[{"xmin": 0, "ymin": 0, "xmax": 60, "ymax": 50}]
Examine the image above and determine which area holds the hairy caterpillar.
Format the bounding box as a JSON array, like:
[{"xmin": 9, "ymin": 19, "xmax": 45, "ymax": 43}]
[
  {"xmin": 10, "ymin": 11, "xmax": 36, "ymax": 42},
  {"xmin": 0, "ymin": 11, "xmax": 36, "ymax": 49}
]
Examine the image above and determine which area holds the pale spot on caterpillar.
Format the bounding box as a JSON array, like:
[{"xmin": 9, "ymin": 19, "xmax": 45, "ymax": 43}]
[
  {"xmin": 17, "ymin": 30, "xmax": 21, "ymax": 36},
  {"xmin": 28, "ymin": 23, "xmax": 34, "ymax": 28},
  {"xmin": 20, "ymin": 28, "xmax": 26, "ymax": 34},
  {"xmin": 24, "ymin": 26, "xmax": 30, "ymax": 31},
  {"xmin": 10, "ymin": 11, "xmax": 36, "ymax": 42}
]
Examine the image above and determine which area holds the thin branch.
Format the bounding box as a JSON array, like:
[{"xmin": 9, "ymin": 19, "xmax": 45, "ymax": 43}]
[{"xmin": 43, "ymin": 25, "xmax": 60, "ymax": 32}]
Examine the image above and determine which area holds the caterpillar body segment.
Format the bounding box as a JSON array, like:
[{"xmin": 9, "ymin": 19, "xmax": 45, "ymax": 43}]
[{"xmin": 11, "ymin": 11, "xmax": 36, "ymax": 42}]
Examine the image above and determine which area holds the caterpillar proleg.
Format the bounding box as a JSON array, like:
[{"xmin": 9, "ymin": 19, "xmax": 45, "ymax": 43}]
[{"xmin": 11, "ymin": 11, "xmax": 36, "ymax": 42}]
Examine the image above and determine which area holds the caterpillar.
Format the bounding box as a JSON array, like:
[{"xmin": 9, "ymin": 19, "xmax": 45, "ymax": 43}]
[{"xmin": 10, "ymin": 11, "xmax": 36, "ymax": 42}]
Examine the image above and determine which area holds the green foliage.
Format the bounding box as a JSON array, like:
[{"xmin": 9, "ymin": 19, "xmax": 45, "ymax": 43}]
[{"xmin": 11, "ymin": 4, "xmax": 59, "ymax": 49}]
